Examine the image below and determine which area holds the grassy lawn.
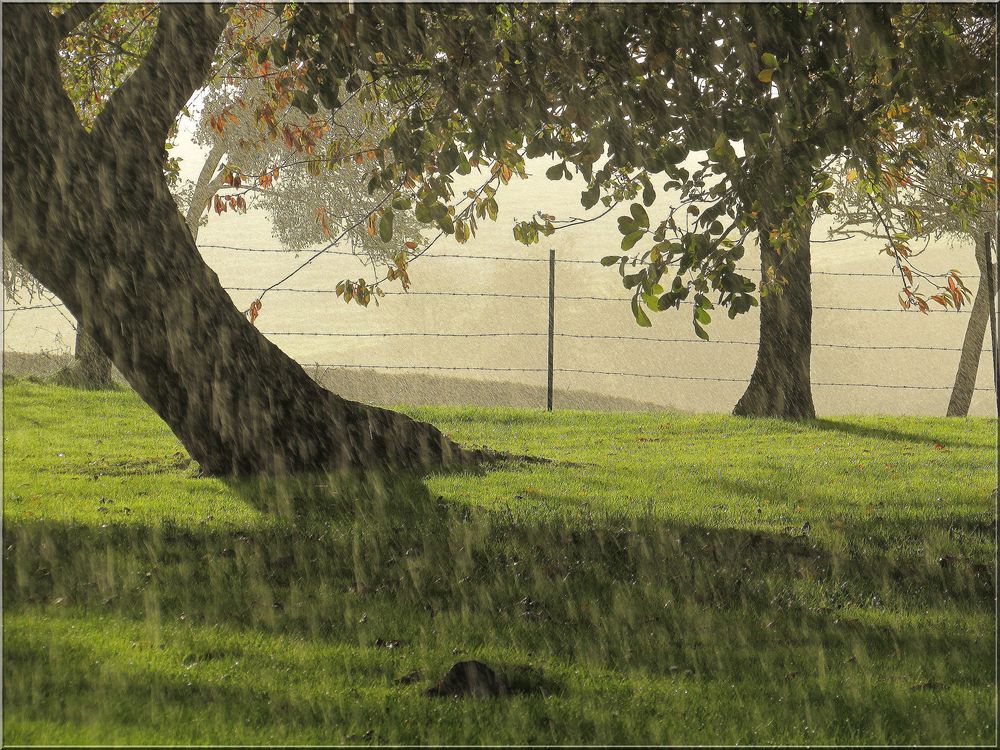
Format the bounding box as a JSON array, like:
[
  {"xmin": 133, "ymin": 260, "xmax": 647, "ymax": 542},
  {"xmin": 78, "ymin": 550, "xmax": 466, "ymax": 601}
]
[{"xmin": 2, "ymin": 378, "xmax": 996, "ymax": 745}]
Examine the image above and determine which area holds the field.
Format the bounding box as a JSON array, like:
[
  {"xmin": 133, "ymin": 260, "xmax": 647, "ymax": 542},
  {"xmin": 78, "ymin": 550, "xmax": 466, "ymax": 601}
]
[{"xmin": 2, "ymin": 379, "xmax": 997, "ymax": 745}]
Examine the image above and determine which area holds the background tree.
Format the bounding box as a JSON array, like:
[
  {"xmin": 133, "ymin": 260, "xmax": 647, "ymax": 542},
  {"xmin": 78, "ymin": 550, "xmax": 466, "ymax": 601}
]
[
  {"xmin": 828, "ymin": 125, "xmax": 996, "ymax": 416},
  {"xmin": 182, "ymin": 19, "xmax": 426, "ymax": 265}
]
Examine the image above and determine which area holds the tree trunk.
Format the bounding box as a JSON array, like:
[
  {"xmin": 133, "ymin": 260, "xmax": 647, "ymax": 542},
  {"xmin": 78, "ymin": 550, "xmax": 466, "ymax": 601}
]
[
  {"xmin": 3, "ymin": 4, "xmax": 477, "ymax": 476},
  {"xmin": 733, "ymin": 210, "xmax": 816, "ymax": 419},
  {"xmin": 946, "ymin": 235, "xmax": 991, "ymax": 416},
  {"xmin": 6, "ymin": 238, "xmax": 116, "ymax": 389},
  {"xmin": 52, "ymin": 325, "xmax": 115, "ymax": 389},
  {"xmin": 185, "ymin": 139, "xmax": 226, "ymax": 241}
]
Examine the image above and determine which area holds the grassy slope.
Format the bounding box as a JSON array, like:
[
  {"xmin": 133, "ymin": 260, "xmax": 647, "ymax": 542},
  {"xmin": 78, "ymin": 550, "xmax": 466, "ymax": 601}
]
[{"xmin": 2, "ymin": 380, "xmax": 996, "ymax": 745}]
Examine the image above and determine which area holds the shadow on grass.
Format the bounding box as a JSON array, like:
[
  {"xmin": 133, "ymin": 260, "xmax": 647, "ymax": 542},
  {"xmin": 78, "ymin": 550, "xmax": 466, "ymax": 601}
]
[
  {"xmin": 4, "ymin": 467, "xmax": 996, "ymax": 744},
  {"xmin": 806, "ymin": 418, "xmax": 991, "ymax": 451},
  {"xmin": 708, "ymin": 471, "xmax": 996, "ymax": 601},
  {"xmin": 5, "ymin": 468, "xmax": 993, "ymax": 642}
]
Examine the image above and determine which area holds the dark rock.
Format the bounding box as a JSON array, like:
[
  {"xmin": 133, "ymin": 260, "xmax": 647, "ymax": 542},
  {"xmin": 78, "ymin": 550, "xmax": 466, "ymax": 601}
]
[
  {"xmin": 395, "ymin": 670, "xmax": 422, "ymax": 685},
  {"xmin": 426, "ymin": 660, "xmax": 506, "ymax": 698}
]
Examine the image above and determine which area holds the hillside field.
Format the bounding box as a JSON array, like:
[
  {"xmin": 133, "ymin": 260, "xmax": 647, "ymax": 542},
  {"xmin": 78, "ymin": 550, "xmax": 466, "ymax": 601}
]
[{"xmin": 2, "ymin": 379, "xmax": 996, "ymax": 745}]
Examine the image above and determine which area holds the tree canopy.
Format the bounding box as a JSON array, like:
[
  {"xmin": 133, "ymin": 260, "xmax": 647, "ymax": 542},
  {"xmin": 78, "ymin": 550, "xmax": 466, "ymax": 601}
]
[
  {"xmin": 3, "ymin": 2, "xmax": 995, "ymax": 475},
  {"xmin": 270, "ymin": 2, "xmax": 994, "ymax": 334}
]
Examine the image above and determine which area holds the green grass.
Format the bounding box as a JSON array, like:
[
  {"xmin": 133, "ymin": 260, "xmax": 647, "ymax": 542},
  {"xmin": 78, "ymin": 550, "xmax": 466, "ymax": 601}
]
[{"xmin": 3, "ymin": 379, "xmax": 997, "ymax": 745}]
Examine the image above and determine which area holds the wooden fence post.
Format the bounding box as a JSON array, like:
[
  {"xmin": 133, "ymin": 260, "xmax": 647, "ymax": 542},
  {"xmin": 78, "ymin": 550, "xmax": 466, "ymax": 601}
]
[{"xmin": 547, "ymin": 248, "xmax": 555, "ymax": 412}]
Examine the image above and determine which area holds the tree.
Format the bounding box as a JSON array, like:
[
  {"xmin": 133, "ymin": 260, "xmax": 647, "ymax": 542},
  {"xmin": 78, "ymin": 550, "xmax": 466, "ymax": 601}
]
[
  {"xmin": 280, "ymin": 3, "xmax": 992, "ymax": 420},
  {"xmin": 828, "ymin": 126, "xmax": 996, "ymax": 416},
  {"xmin": 1, "ymin": 3, "xmax": 163, "ymax": 388},
  {"xmin": 182, "ymin": 20, "xmax": 426, "ymax": 263},
  {"xmin": 2, "ymin": 3, "xmax": 472, "ymax": 475},
  {"xmin": 4, "ymin": 3, "xmax": 993, "ymax": 477}
]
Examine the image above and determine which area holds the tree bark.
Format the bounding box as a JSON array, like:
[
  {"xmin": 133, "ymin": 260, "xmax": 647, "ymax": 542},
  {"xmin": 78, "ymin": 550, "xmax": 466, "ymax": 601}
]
[
  {"xmin": 733, "ymin": 210, "xmax": 816, "ymax": 420},
  {"xmin": 3, "ymin": 4, "xmax": 477, "ymax": 476},
  {"xmin": 946, "ymin": 235, "xmax": 992, "ymax": 416}
]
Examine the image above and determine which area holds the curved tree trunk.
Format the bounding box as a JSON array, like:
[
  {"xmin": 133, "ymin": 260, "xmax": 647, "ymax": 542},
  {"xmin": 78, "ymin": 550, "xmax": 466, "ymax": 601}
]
[
  {"xmin": 946, "ymin": 235, "xmax": 991, "ymax": 416},
  {"xmin": 733, "ymin": 210, "xmax": 816, "ymax": 420},
  {"xmin": 3, "ymin": 3, "xmax": 477, "ymax": 476}
]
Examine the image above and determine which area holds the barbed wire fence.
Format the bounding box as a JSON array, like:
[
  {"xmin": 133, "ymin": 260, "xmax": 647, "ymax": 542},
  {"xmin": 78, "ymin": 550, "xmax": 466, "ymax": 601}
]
[{"xmin": 3, "ymin": 242, "xmax": 997, "ymax": 411}]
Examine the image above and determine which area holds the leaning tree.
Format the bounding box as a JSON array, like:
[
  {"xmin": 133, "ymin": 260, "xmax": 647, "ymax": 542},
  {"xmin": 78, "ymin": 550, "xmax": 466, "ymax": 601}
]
[
  {"xmin": 4, "ymin": 3, "xmax": 993, "ymax": 476},
  {"xmin": 2, "ymin": 3, "xmax": 469, "ymax": 475},
  {"xmin": 2, "ymin": 3, "xmax": 162, "ymax": 388}
]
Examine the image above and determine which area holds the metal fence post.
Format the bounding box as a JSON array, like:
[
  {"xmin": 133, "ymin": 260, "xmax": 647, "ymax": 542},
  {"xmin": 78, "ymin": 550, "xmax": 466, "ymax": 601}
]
[
  {"xmin": 547, "ymin": 248, "xmax": 555, "ymax": 411},
  {"xmin": 985, "ymin": 232, "xmax": 999, "ymax": 415}
]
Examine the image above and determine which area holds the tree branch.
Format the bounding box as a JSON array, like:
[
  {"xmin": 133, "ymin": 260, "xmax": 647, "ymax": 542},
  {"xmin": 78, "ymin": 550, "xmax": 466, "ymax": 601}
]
[
  {"xmin": 55, "ymin": 2, "xmax": 103, "ymax": 39},
  {"xmin": 93, "ymin": 3, "xmax": 229, "ymax": 149},
  {"xmin": 185, "ymin": 140, "xmax": 228, "ymax": 240}
]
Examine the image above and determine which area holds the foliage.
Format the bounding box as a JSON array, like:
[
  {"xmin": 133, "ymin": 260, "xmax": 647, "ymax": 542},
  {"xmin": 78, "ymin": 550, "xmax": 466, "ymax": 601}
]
[
  {"xmin": 181, "ymin": 3, "xmax": 427, "ymax": 276},
  {"xmin": 30, "ymin": 4, "xmax": 996, "ymax": 333},
  {"xmin": 272, "ymin": 3, "xmax": 995, "ymax": 333},
  {"xmin": 828, "ymin": 122, "xmax": 995, "ymax": 312}
]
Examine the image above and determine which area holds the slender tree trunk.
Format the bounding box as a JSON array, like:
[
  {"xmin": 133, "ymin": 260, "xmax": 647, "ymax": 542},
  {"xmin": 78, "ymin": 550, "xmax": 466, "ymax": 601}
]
[
  {"xmin": 3, "ymin": 4, "xmax": 478, "ymax": 476},
  {"xmin": 52, "ymin": 325, "xmax": 115, "ymax": 388},
  {"xmin": 946, "ymin": 235, "xmax": 991, "ymax": 416},
  {"xmin": 733, "ymin": 209, "xmax": 816, "ymax": 420},
  {"xmin": 6, "ymin": 236, "xmax": 116, "ymax": 388},
  {"xmin": 185, "ymin": 139, "xmax": 226, "ymax": 241}
]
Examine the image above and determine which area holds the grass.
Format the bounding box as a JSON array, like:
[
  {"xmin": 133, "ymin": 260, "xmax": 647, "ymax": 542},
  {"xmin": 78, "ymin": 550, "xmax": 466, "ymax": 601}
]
[{"xmin": 2, "ymin": 378, "xmax": 997, "ymax": 745}]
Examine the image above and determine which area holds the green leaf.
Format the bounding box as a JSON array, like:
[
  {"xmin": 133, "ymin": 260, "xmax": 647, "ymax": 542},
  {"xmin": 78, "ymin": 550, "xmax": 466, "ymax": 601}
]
[
  {"xmin": 761, "ymin": 52, "xmax": 779, "ymax": 69},
  {"xmin": 694, "ymin": 321, "xmax": 709, "ymax": 340},
  {"xmin": 291, "ymin": 91, "xmax": 318, "ymax": 115},
  {"xmin": 640, "ymin": 174, "xmax": 656, "ymax": 207},
  {"xmin": 631, "ymin": 296, "xmax": 652, "ymax": 327},
  {"xmin": 621, "ymin": 230, "xmax": 644, "ymax": 251},
  {"xmin": 617, "ymin": 216, "xmax": 638, "ymax": 235},
  {"xmin": 758, "ymin": 69, "xmax": 773, "ymax": 84},
  {"xmin": 630, "ymin": 203, "xmax": 649, "ymax": 228},
  {"xmin": 623, "ymin": 271, "xmax": 645, "ymax": 289},
  {"xmin": 378, "ymin": 209, "xmax": 394, "ymax": 242},
  {"xmin": 601, "ymin": 255, "xmax": 621, "ymax": 266},
  {"xmin": 582, "ymin": 185, "xmax": 600, "ymax": 210},
  {"xmin": 695, "ymin": 306, "xmax": 712, "ymax": 325},
  {"xmin": 662, "ymin": 144, "xmax": 686, "ymax": 164},
  {"xmin": 546, "ymin": 162, "xmax": 565, "ymax": 180}
]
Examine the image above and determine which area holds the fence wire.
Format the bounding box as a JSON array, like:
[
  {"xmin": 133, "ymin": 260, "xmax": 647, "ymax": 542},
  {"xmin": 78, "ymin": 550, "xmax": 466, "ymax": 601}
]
[{"xmin": 4, "ymin": 243, "xmax": 996, "ymax": 398}]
